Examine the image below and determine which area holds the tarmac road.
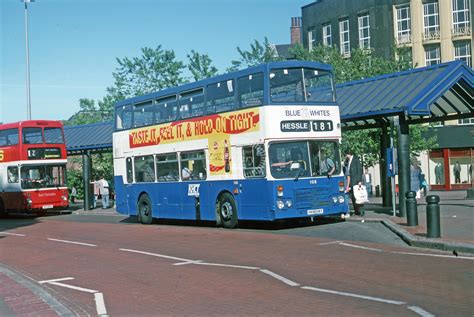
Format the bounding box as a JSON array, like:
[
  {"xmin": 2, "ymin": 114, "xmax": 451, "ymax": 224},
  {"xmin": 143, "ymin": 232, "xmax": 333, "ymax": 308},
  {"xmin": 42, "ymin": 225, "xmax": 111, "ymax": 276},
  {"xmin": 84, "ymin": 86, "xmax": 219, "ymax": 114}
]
[{"xmin": 1, "ymin": 213, "xmax": 473, "ymax": 316}]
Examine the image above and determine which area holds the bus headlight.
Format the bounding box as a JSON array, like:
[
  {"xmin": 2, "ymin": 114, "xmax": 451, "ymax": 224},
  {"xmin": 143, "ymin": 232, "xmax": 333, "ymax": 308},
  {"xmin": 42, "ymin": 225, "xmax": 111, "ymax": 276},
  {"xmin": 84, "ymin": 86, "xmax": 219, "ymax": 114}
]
[
  {"xmin": 277, "ymin": 200, "xmax": 285, "ymax": 210},
  {"xmin": 339, "ymin": 181, "xmax": 345, "ymax": 192},
  {"xmin": 338, "ymin": 195, "xmax": 345, "ymax": 203},
  {"xmin": 26, "ymin": 198, "xmax": 33, "ymax": 206},
  {"xmin": 332, "ymin": 196, "xmax": 338, "ymax": 204},
  {"xmin": 61, "ymin": 196, "xmax": 68, "ymax": 201},
  {"xmin": 277, "ymin": 185, "xmax": 284, "ymax": 197},
  {"xmin": 285, "ymin": 200, "xmax": 292, "ymax": 208}
]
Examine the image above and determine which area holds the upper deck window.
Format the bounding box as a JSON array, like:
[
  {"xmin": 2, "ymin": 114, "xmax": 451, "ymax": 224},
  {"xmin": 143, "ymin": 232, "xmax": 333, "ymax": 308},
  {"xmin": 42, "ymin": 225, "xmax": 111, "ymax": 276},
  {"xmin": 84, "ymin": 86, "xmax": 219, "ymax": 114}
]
[
  {"xmin": 116, "ymin": 105, "xmax": 133, "ymax": 131},
  {"xmin": 155, "ymin": 96, "xmax": 178, "ymax": 124},
  {"xmin": 23, "ymin": 127, "xmax": 43, "ymax": 144},
  {"xmin": 44, "ymin": 127, "xmax": 64, "ymax": 144},
  {"xmin": 237, "ymin": 73, "xmax": 264, "ymax": 108},
  {"xmin": 179, "ymin": 89, "xmax": 205, "ymax": 119},
  {"xmin": 270, "ymin": 68, "xmax": 334, "ymax": 103},
  {"xmin": 207, "ymin": 80, "xmax": 235, "ymax": 113},
  {"xmin": 0, "ymin": 128, "xmax": 19, "ymax": 146},
  {"xmin": 133, "ymin": 101, "xmax": 154, "ymax": 128}
]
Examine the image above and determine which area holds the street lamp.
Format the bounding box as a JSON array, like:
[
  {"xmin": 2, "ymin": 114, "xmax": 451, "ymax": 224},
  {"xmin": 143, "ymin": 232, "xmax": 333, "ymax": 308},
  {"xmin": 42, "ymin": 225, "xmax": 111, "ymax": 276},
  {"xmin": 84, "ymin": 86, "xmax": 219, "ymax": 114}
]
[{"xmin": 21, "ymin": 0, "xmax": 35, "ymax": 120}]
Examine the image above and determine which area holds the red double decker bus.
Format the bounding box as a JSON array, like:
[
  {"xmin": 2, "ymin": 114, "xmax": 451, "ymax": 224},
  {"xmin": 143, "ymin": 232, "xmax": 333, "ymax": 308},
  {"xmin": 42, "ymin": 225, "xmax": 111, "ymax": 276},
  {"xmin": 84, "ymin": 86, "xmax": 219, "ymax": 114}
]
[{"xmin": 0, "ymin": 120, "xmax": 68, "ymax": 216}]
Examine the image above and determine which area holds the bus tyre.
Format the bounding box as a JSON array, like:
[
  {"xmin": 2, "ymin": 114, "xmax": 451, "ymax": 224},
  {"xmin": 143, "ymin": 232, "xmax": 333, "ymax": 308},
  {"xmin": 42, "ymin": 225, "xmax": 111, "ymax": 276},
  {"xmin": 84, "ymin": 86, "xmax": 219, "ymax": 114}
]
[
  {"xmin": 36, "ymin": 210, "xmax": 47, "ymax": 217},
  {"xmin": 218, "ymin": 193, "xmax": 238, "ymax": 229},
  {"xmin": 137, "ymin": 194, "xmax": 153, "ymax": 225}
]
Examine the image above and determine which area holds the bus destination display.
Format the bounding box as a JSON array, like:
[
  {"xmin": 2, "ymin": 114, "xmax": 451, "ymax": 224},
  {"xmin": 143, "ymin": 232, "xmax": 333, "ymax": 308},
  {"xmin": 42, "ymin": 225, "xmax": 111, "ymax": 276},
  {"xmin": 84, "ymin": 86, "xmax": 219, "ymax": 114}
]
[
  {"xmin": 27, "ymin": 148, "xmax": 62, "ymax": 160},
  {"xmin": 280, "ymin": 120, "xmax": 333, "ymax": 132}
]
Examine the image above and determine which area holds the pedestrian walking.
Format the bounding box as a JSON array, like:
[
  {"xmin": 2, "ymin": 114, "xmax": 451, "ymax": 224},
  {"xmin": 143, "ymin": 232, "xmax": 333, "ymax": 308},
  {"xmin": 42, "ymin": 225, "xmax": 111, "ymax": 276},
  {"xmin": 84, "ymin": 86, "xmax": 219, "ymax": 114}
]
[
  {"xmin": 434, "ymin": 162, "xmax": 443, "ymax": 184},
  {"xmin": 363, "ymin": 168, "xmax": 372, "ymax": 197},
  {"xmin": 99, "ymin": 177, "xmax": 110, "ymax": 209},
  {"xmin": 453, "ymin": 161, "xmax": 461, "ymax": 184},
  {"xmin": 70, "ymin": 186, "xmax": 77, "ymax": 203},
  {"xmin": 344, "ymin": 149, "xmax": 365, "ymax": 216},
  {"xmin": 410, "ymin": 157, "xmax": 421, "ymax": 200}
]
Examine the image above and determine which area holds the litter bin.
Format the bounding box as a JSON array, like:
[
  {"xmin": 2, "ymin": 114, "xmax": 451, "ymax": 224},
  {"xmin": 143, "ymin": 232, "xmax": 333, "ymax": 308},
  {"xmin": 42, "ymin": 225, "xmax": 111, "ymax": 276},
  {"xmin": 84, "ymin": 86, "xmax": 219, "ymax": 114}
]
[{"xmin": 375, "ymin": 185, "xmax": 380, "ymax": 197}]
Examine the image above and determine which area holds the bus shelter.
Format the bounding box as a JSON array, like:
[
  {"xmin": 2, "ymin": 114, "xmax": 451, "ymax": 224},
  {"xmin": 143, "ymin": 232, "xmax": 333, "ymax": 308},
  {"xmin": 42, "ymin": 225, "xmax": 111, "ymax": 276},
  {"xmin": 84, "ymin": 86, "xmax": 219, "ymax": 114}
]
[
  {"xmin": 64, "ymin": 61, "xmax": 473, "ymax": 215},
  {"xmin": 337, "ymin": 60, "xmax": 473, "ymax": 216}
]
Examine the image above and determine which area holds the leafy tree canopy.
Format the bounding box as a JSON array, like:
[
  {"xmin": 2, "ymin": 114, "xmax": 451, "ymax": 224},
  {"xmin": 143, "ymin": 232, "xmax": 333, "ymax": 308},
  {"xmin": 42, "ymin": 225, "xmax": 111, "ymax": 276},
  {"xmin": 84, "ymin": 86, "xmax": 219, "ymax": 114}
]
[
  {"xmin": 227, "ymin": 37, "xmax": 282, "ymax": 72},
  {"xmin": 187, "ymin": 50, "xmax": 219, "ymax": 81}
]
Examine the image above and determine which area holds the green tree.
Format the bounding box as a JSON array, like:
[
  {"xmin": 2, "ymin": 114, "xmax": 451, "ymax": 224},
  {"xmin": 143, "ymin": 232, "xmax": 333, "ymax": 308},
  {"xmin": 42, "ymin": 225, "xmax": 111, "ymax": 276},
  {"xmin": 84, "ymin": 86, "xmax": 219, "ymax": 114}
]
[
  {"xmin": 228, "ymin": 37, "xmax": 282, "ymax": 72},
  {"xmin": 187, "ymin": 50, "xmax": 218, "ymax": 81}
]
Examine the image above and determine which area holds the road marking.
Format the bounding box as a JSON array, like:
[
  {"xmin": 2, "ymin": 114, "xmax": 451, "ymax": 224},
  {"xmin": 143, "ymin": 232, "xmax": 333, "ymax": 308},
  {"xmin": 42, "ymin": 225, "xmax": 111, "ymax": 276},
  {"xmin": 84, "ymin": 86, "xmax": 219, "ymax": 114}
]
[
  {"xmin": 260, "ymin": 269, "xmax": 300, "ymax": 287},
  {"xmin": 301, "ymin": 286, "xmax": 406, "ymax": 305},
  {"xmin": 38, "ymin": 277, "xmax": 74, "ymax": 284},
  {"xmin": 48, "ymin": 281, "xmax": 98, "ymax": 293},
  {"xmin": 119, "ymin": 248, "xmax": 193, "ymax": 262},
  {"xmin": 0, "ymin": 232, "xmax": 26, "ymax": 236},
  {"xmin": 339, "ymin": 242, "xmax": 382, "ymax": 252},
  {"xmin": 391, "ymin": 251, "xmax": 474, "ymax": 260},
  {"xmin": 48, "ymin": 238, "xmax": 97, "ymax": 247},
  {"xmin": 407, "ymin": 305, "xmax": 435, "ymax": 317},
  {"xmin": 173, "ymin": 260, "xmax": 203, "ymax": 266},
  {"xmin": 318, "ymin": 241, "xmax": 342, "ymax": 245},
  {"xmin": 39, "ymin": 277, "xmax": 108, "ymax": 316},
  {"xmin": 94, "ymin": 292, "xmax": 108, "ymax": 316},
  {"xmin": 195, "ymin": 262, "xmax": 261, "ymax": 270}
]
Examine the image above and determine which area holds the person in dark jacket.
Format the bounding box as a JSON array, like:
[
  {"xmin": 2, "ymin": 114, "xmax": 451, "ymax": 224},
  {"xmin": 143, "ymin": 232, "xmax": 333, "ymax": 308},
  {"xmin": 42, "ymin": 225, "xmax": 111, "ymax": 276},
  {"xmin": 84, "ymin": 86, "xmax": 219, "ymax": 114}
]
[{"xmin": 344, "ymin": 149, "xmax": 365, "ymax": 216}]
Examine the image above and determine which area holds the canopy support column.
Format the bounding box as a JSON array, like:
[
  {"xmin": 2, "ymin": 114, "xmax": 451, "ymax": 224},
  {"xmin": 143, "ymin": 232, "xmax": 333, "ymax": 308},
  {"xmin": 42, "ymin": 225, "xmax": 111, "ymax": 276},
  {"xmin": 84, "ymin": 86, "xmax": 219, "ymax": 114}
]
[
  {"xmin": 82, "ymin": 151, "xmax": 92, "ymax": 211},
  {"xmin": 380, "ymin": 124, "xmax": 392, "ymax": 207},
  {"xmin": 397, "ymin": 115, "xmax": 410, "ymax": 218}
]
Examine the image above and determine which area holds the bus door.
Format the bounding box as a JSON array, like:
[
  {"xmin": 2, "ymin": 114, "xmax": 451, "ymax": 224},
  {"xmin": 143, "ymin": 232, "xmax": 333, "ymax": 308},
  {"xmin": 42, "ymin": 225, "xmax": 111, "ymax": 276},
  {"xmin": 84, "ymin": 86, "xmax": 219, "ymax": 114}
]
[{"xmin": 179, "ymin": 150, "xmax": 208, "ymax": 220}]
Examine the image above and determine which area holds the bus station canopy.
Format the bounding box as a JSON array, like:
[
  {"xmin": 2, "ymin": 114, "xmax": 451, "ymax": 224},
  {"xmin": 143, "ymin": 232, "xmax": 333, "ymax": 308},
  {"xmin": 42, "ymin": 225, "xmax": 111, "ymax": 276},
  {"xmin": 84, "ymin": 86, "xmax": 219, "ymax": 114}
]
[
  {"xmin": 337, "ymin": 60, "xmax": 473, "ymax": 129},
  {"xmin": 64, "ymin": 121, "xmax": 113, "ymax": 154},
  {"xmin": 63, "ymin": 61, "xmax": 473, "ymax": 153}
]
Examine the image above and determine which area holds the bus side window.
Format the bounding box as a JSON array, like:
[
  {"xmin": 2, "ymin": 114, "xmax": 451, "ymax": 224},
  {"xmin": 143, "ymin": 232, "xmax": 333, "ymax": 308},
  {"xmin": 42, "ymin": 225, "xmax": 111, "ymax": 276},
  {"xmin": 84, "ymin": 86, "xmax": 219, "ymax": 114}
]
[
  {"xmin": 116, "ymin": 105, "xmax": 132, "ymax": 130},
  {"xmin": 180, "ymin": 151, "xmax": 207, "ymax": 181},
  {"xmin": 238, "ymin": 73, "xmax": 264, "ymax": 108},
  {"xmin": 207, "ymin": 80, "xmax": 235, "ymax": 113},
  {"xmin": 134, "ymin": 155, "xmax": 155, "ymax": 183},
  {"xmin": 126, "ymin": 157, "xmax": 133, "ymax": 183},
  {"xmin": 243, "ymin": 144, "xmax": 266, "ymax": 178},
  {"xmin": 7, "ymin": 166, "xmax": 19, "ymax": 183},
  {"xmin": 156, "ymin": 153, "xmax": 179, "ymax": 182}
]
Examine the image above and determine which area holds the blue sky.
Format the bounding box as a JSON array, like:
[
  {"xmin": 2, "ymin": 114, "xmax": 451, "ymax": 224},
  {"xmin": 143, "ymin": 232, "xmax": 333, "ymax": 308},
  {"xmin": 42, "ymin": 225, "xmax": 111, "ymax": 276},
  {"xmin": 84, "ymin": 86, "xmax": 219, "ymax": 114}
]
[{"xmin": 1, "ymin": 0, "xmax": 309, "ymax": 123}]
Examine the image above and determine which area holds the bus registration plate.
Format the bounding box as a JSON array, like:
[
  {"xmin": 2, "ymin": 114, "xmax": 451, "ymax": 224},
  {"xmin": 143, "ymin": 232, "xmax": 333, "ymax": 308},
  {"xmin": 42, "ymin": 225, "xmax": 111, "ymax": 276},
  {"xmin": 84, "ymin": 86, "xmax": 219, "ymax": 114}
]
[
  {"xmin": 42, "ymin": 205, "xmax": 54, "ymax": 209},
  {"xmin": 307, "ymin": 209, "xmax": 323, "ymax": 215}
]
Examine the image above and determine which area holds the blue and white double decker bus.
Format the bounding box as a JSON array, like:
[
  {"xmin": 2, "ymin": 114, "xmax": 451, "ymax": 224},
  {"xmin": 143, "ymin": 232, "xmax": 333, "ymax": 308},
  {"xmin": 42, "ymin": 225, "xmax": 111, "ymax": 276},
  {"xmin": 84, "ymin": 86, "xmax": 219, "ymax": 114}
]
[{"xmin": 112, "ymin": 61, "xmax": 349, "ymax": 228}]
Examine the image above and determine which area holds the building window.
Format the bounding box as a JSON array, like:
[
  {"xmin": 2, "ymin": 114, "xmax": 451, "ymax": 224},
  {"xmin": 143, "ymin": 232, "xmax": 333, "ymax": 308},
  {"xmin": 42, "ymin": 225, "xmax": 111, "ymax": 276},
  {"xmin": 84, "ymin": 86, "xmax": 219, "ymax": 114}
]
[
  {"xmin": 396, "ymin": 5, "xmax": 411, "ymax": 44},
  {"xmin": 423, "ymin": 2, "xmax": 440, "ymax": 40},
  {"xmin": 358, "ymin": 14, "xmax": 370, "ymax": 49},
  {"xmin": 458, "ymin": 118, "xmax": 474, "ymax": 125},
  {"xmin": 322, "ymin": 23, "xmax": 332, "ymax": 47},
  {"xmin": 452, "ymin": 0, "xmax": 471, "ymax": 36},
  {"xmin": 339, "ymin": 19, "xmax": 350, "ymax": 57},
  {"xmin": 425, "ymin": 44, "xmax": 441, "ymax": 65},
  {"xmin": 454, "ymin": 41, "xmax": 472, "ymax": 66},
  {"xmin": 308, "ymin": 29, "xmax": 316, "ymax": 51}
]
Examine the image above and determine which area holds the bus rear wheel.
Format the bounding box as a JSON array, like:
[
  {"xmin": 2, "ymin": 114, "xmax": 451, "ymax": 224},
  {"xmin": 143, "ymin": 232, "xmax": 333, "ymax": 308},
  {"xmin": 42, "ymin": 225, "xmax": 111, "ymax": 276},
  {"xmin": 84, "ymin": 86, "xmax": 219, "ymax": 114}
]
[
  {"xmin": 137, "ymin": 194, "xmax": 153, "ymax": 225},
  {"xmin": 218, "ymin": 193, "xmax": 238, "ymax": 229}
]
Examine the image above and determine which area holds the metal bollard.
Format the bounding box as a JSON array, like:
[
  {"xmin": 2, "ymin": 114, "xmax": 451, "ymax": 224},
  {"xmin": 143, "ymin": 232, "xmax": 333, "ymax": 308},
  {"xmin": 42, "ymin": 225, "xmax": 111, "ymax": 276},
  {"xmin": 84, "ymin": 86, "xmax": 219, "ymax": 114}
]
[
  {"xmin": 426, "ymin": 195, "xmax": 441, "ymax": 238},
  {"xmin": 375, "ymin": 185, "xmax": 380, "ymax": 197},
  {"xmin": 405, "ymin": 191, "xmax": 418, "ymax": 226}
]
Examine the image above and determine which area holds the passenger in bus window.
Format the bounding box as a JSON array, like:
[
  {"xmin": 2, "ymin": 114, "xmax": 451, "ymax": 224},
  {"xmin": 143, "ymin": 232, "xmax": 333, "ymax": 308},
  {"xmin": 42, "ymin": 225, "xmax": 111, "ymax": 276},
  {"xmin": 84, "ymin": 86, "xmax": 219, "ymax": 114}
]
[
  {"xmin": 320, "ymin": 149, "xmax": 335, "ymax": 177},
  {"xmin": 182, "ymin": 167, "xmax": 191, "ymax": 180}
]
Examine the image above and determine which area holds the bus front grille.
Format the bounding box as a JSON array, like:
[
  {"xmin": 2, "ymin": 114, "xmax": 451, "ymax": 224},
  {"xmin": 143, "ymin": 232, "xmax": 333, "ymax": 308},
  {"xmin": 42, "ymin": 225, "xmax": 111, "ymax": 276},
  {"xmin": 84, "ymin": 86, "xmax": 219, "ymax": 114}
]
[{"xmin": 294, "ymin": 188, "xmax": 332, "ymax": 209}]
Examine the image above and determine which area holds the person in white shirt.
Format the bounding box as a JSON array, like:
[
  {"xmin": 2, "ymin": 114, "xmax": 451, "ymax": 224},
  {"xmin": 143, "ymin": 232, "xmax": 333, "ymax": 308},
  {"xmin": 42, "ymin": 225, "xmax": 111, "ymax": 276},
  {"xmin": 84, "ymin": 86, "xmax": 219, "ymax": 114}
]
[
  {"xmin": 99, "ymin": 177, "xmax": 110, "ymax": 209},
  {"xmin": 363, "ymin": 168, "xmax": 372, "ymax": 197}
]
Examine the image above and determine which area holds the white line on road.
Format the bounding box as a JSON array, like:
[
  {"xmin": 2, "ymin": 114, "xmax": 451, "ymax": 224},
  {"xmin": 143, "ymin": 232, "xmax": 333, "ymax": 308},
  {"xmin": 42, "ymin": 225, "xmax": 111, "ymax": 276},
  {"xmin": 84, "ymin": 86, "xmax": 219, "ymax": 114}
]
[
  {"xmin": 407, "ymin": 305, "xmax": 435, "ymax": 317},
  {"xmin": 38, "ymin": 277, "xmax": 75, "ymax": 284},
  {"xmin": 94, "ymin": 292, "xmax": 108, "ymax": 316},
  {"xmin": 391, "ymin": 251, "xmax": 474, "ymax": 260},
  {"xmin": 48, "ymin": 281, "xmax": 98, "ymax": 294},
  {"xmin": 173, "ymin": 260, "xmax": 203, "ymax": 266},
  {"xmin": 318, "ymin": 241, "xmax": 342, "ymax": 245},
  {"xmin": 119, "ymin": 248, "xmax": 193, "ymax": 262},
  {"xmin": 47, "ymin": 238, "xmax": 97, "ymax": 247},
  {"xmin": 338, "ymin": 242, "xmax": 382, "ymax": 252},
  {"xmin": 194, "ymin": 262, "xmax": 261, "ymax": 270},
  {"xmin": 301, "ymin": 286, "xmax": 406, "ymax": 305},
  {"xmin": 260, "ymin": 269, "xmax": 300, "ymax": 287},
  {"xmin": 0, "ymin": 232, "xmax": 26, "ymax": 236}
]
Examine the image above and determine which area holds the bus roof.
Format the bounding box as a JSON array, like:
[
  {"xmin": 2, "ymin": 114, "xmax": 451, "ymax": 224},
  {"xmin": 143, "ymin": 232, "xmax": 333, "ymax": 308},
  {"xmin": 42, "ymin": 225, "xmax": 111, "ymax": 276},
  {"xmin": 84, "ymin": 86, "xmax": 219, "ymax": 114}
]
[
  {"xmin": 0, "ymin": 120, "xmax": 64, "ymax": 130},
  {"xmin": 114, "ymin": 60, "xmax": 333, "ymax": 108}
]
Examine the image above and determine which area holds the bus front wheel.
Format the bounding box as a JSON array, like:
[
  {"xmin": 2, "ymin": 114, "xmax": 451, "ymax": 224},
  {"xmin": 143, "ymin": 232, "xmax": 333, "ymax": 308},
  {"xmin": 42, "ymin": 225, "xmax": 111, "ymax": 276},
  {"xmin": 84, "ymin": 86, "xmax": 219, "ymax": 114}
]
[
  {"xmin": 218, "ymin": 193, "xmax": 238, "ymax": 229},
  {"xmin": 137, "ymin": 194, "xmax": 153, "ymax": 225}
]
